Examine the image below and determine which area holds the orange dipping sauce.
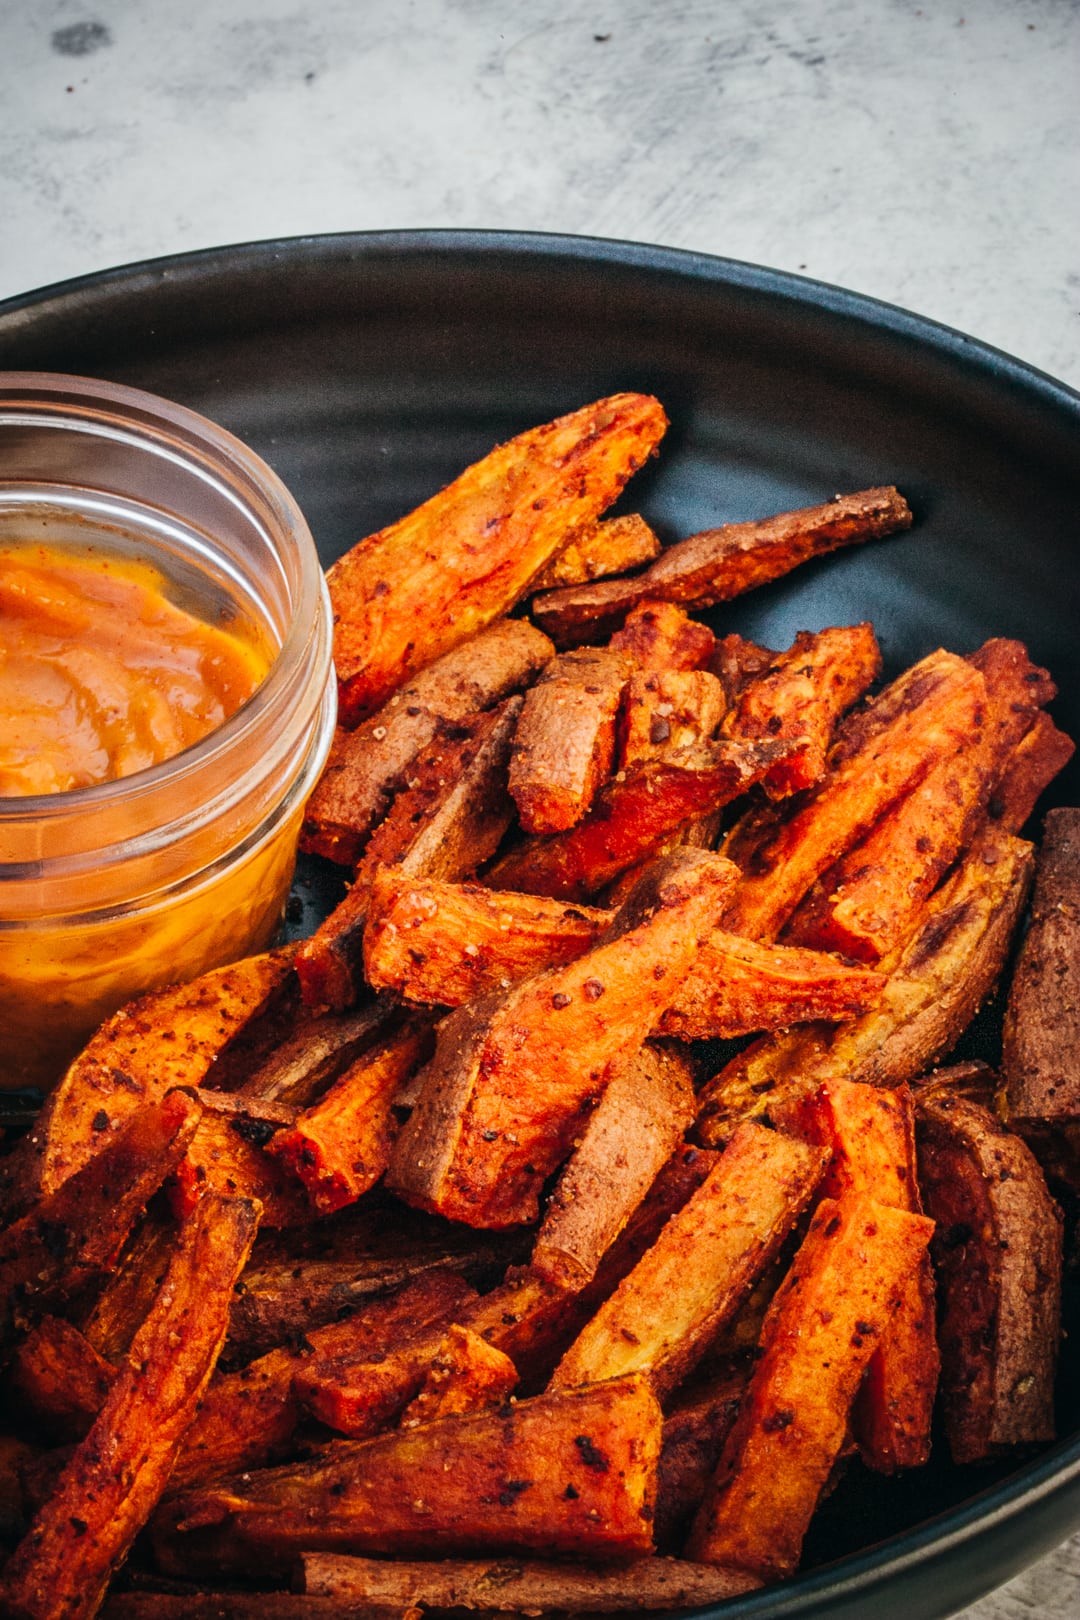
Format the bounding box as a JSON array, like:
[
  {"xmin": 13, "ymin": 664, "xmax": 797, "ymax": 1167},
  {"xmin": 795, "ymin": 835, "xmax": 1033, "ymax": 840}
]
[{"xmin": 0, "ymin": 545, "xmax": 270, "ymax": 796}]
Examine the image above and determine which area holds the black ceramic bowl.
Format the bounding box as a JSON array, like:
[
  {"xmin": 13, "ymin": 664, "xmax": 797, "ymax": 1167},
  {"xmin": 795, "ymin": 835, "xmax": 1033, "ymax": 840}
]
[{"xmin": 1, "ymin": 231, "xmax": 1078, "ymax": 1619}]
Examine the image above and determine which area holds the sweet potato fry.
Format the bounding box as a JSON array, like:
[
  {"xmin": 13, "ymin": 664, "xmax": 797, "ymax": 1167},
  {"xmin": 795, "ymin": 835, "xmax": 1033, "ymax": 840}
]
[
  {"xmin": 298, "ymin": 700, "xmax": 522, "ymax": 1011},
  {"xmin": 302, "ymin": 1549, "xmax": 759, "ymax": 1610},
  {"xmin": 608, "ymin": 599, "xmax": 717, "ymax": 674},
  {"xmin": 400, "ymin": 1324, "xmax": 518, "ymax": 1426},
  {"xmin": 0, "ymin": 1090, "xmax": 201, "ymax": 1347},
  {"xmin": 7, "ymin": 1318, "xmax": 116, "ymax": 1442},
  {"xmin": 169, "ymin": 1098, "xmax": 309, "ymax": 1229},
  {"xmin": 224, "ymin": 1211, "xmax": 517, "ymax": 1363},
  {"xmin": 79, "ymin": 1211, "xmax": 178, "ymax": 1364},
  {"xmin": 532, "ymin": 1044, "xmax": 696, "ymax": 1288},
  {"xmin": 785, "ymin": 1079, "xmax": 937, "ymax": 1472},
  {"xmin": 0, "ymin": 949, "xmax": 294, "ymax": 1218},
  {"xmin": 551, "ymin": 1123, "xmax": 825, "ymax": 1399},
  {"xmin": 388, "ymin": 849, "xmax": 738, "ymax": 1227},
  {"xmin": 531, "ymin": 511, "xmax": 662, "ymax": 591},
  {"xmin": 686, "ymin": 1195, "xmax": 934, "ymax": 1581},
  {"xmin": 508, "ymin": 648, "xmax": 632, "ymax": 833},
  {"xmin": 0, "ymin": 1193, "xmax": 258, "ymax": 1620},
  {"xmin": 618, "ymin": 669, "xmax": 726, "ymax": 768},
  {"xmin": 783, "ymin": 638, "xmax": 1053, "ymax": 961},
  {"xmin": 721, "ymin": 649, "xmax": 986, "ymax": 940},
  {"xmin": 989, "ymin": 710, "xmax": 1075, "ymax": 834},
  {"xmin": 153, "ymin": 1375, "xmax": 663, "ymax": 1576},
  {"xmin": 709, "ymin": 632, "xmax": 777, "ymax": 700},
  {"xmin": 329, "ymin": 393, "xmax": 667, "ymax": 725},
  {"xmin": 917, "ymin": 1092, "xmax": 1063, "ymax": 1462},
  {"xmin": 654, "ymin": 1363, "xmax": 750, "ymax": 1551},
  {"xmin": 532, "ymin": 487, "xmax": 912, "ymax": 645},
  {"xmin": 268, "ymin": 1014, "xmax": 436, "ymax": 1215},
  {"xmin": 696, "ymin": 823, "xmax": 1034, "ymax": 1144},
  {"xmin": 722, "ymin": 623, "xmax": 881, "ymax": 798},
  {"xmin": 175, "ymin": 1269, "xmax": 475, "ymax": 1491},
  {"xmin": 486, "ymin": 739, "xmax": 792, "ymax": 902},
  {"xmin": 363, "ymin": 872, "xmax": 610, "ymax": 1005},
  {"xmin": 234, "ymin": 997, "xmax": 396, "ymax": 1109},
  {"xmin": 657, "ymin": 932, "xmax": 884, "ymax": 1041},
  {"xmin": 1003, "ymin": 808, "xmax": 1080, "ymax": 1141},
  {"xmin": 301, "ymin": 620, "xmax": 552, "ymax": 863}
]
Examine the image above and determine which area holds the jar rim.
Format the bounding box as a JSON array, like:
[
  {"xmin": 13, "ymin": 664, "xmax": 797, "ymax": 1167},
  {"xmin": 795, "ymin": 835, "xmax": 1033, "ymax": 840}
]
[{"xmin": 0, "ymin": 370, "xmax": 330, "ymax": 837}]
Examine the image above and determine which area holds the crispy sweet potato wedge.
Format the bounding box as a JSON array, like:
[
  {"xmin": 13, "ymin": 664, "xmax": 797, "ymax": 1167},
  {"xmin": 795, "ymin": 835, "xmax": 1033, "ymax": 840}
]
[
  {"xmin": 619, "ymin": 669, "xmax": 726, "ymax": 768},
  {"xmin": 0, "ymin": 1193, "xmax": 258, "ymax": 1620},
  {"xmin": 7, "ymin": 1318, "xmax": 116, "ymax": 1442},
  {"xmin": 302, "ymin": 1550, "xmax": 759, "ymax": 1610},
  {"xmin": 301, "ymin": 620, "xmax": 552, "ymax": 863},
  {"xmin": 783, "ymin": 638, "xmax": 1053, "ymax": 961},
  {"xmin": 153, "ymin": 1375, "xmax": 663, "ymax": 1576},
  {"xmin": 486, "ymin": 739, "xmax": 792, "ymax": 902},
  {"xmin": 0, "ymin": 949, "xmax": 294, "ymax": 1218},
  {"xmin": 654, "ymin": 1363, "xmax": 750, "ymax": 1550},
  {"xmin": 169, "ymin": 1098, "xmax": 309, "ymax": 1229},
  {"xmin": 608, "ymin": 599, "xmax": 717, "ymax": 674},
  {"xmin": 917, "ymin": 1092, "xmax": 1063, "ymax": 1463},
  {"xmin": 785, "ymin": 1080, "xmax": 938, "ymax": 1472},
  {"xmin": 387, "ymin": 850, "xmax": 738, "ymax": 1227},
  {"xmin": 298, "ymin": 700, "xmax": 522, "ymax": 1011},
  {"xmin": 657, "ymin": 932, "xmax": 884, "ymax": 1041},
  {"xmin": 0, "ymin": 1091, "xmax": 201, "ymax": 1347},
  {"xmin": 710, "ymin": 632, "xmax": 778, "ymax": 701},
  {"xmin": 268, "ymin": 1014, "xmax": 436, "ymax": 1214},
  {"xmin": 686, "ymin": 1195, "xmax": 934, "ymax": 1581},
  {"xmin": 531, "ymin": 511, "xmax": 662, "ymax": 591},
  {"xmin": 400, "ymin": 1324, "xmax": 519, "ymax": 1426},
  {"xmin": 532, "ymin": 1044, "xmax": 696, "ymax": 1288},
  {"xmin": 224, "ymin": 1211, "xmax": 517, "ymax": 1363},
  {"xmin": 329, "ymin": 393, "xmax": 667, "ymax": 725},
  {"xmin": 234, "ymin": 998, "xmax": 397, "ymax": 1110},
  {"xmin": 1003, "ymin": 808, "xmax": 1080, "ymax": 1148},
  {"xmin": 174, "ymin": 1269, "xmax": 475, "ymax": 1491},
  {"xmin": 722, "ymin": 624, "xmax": 881, "ymax": 799},
  {"xmin": 508, "ymin": 648, "xmax": 632, "ymax": 833},
  {"xmin": 551, "ymin": 1124, "xmax": 825, "ymax": 1399},
  {"xmin": 696, "ymin": 823, "xmax": 1035, "ymax": 1145},
  {"xmin": 364, "ymin": 873, "xmax": 611, "ymax": 1005},
  {"xmin": 532, "ymin": 487, "xmax": 912, "ymax": 645},
  {"xmin": 989, "ymin": 711, "xmax": 1075, "ymax": 834},
  {"xmin": 79, "ymin": 1210, "xmax": 178, "ymax": 1364},
  {"xmin": 721, "ymin": 650, "xmax": 986, "ymax": 940}
]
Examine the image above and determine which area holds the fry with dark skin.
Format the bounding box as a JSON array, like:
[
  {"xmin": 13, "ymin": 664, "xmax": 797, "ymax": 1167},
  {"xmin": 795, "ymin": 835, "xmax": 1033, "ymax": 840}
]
[
  {"xmin": 486, "ymin": 737, "xmax": 793, "ymax": 903},
  {"xmin": 301, "ymin": 1550, "xmax": 759, "ymax": 1610},
  {"xmin": 387, "ymin": 849, "xmax": 739, "ymax": 1228},
  {"xmin": 686, "ymin": 1195, "xmax": 934, "ymax": 1581},
  {"xmin": 152, "ymin": 1375, "xmax": 663, "ymax": 1577},
  {"xmin": 618, "ymin": 669, "xmax": 726, "ymax": 768},
  {"xmin": 917, "ymin": 1091, "xmax": 1063, "ymax": 1463},
  {"xmin": 0, "ymin": 1193, "xmax": 259, "ymax": 1620},
  {"xmin": 532, "ymin": 1044, "xmax": 696, "ymax": 1288},
  {"xmin": 508, "ymin": 648, "xmax": 632, "ymax": 833},
  {"xmin": 988, "ymin": 711, "xmax": 1074, "ymax": 834},
  {"xmin": 0, "ymin": 1090, "xmax": 201, "ymax": 1347},
  {"xmin": 531, "ymin": 486, "xmax": 912, "ymax": 646},
  {"xmin": 298, "ymin": 699, "xmax": 522, "ymax": 1011},
  {"xmin": 329, "ymin": 392, "xmax": 667, "ymax": 725},
  {"xmin": 7, "ymin": 1318, "xmax": 116, "ymax": 1442},
  {"xmin": 531, "ymin": 511, "xmax": 662, "ymax": 591},
  {"xmin": 655, "ymin": 1363, "xmax": 750, "ymax": 1551},
  {"xmin": 550, "ymin": 1123, "xmax": 825, "ymax": 1398},
  {"xmin": 301, "ymin": 620, "xmax": 552, "ymax": 863}
]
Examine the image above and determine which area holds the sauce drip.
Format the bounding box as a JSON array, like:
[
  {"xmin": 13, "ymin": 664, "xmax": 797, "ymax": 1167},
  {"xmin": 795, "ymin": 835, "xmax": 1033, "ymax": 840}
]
[{"xmin": 0, "ymin": 544, "xmax": 270, "ymax": 795}]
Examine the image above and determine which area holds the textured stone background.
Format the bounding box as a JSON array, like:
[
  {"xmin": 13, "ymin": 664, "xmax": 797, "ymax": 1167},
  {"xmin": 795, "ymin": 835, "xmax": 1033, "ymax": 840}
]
[{"xmin": 1, "ymin": 2, "xmax": 1078, "ymax": 1614}]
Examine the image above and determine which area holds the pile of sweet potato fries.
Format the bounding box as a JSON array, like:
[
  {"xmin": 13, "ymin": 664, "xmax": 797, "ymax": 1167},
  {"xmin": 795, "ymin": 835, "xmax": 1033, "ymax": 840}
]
[{"xmin": 1, "ymin": 393, "xmax": 1077, "ymax": 1620}]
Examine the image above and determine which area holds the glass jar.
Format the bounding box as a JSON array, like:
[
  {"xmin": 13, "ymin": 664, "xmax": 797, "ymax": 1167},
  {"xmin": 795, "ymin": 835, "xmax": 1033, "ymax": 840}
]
[{"xmin": 0, "ymin": 373, "xmax": 336, "ymax": 1091}]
